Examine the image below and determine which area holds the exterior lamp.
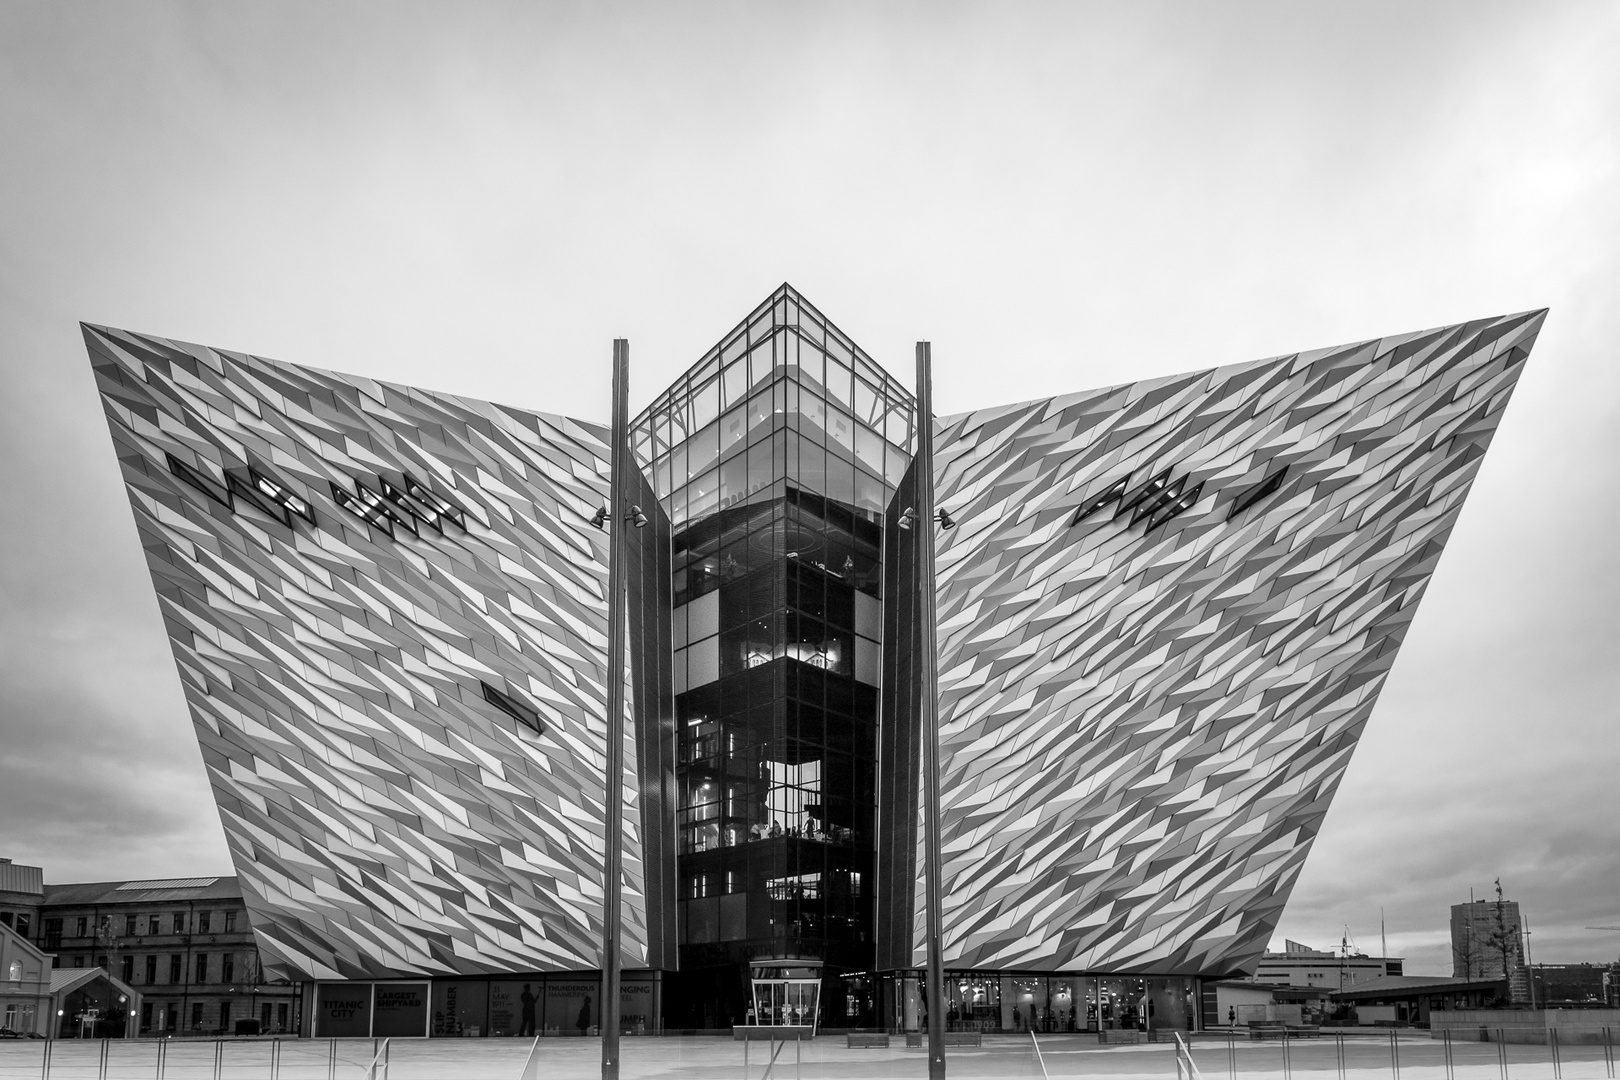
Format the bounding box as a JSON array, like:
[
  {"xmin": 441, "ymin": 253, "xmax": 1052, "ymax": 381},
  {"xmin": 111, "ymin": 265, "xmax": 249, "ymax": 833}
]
[
  {"xmin": 588, "ymin": 505, "xmax": 649, "ymax": 530},
  {"xmin": 898, "ymin": 506, "xmax": 955, "ymax": 529}
]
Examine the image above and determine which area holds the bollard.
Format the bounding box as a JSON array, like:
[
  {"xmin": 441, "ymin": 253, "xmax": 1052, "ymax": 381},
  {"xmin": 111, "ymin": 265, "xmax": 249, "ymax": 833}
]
[
  {"xmin": 155, "ymin": 1037, "xmax": 166, "ymax": 1080},
  {"xmin": 270, "ymin": 1037, "xmax": 281, "ymax": 1080},
  {"xmin": 213, "ymin": 1037, "xmax": 224, "ymax": 1080},
  {"xmin": 1227, "ymin": 1028, "xmax": 1236, "ymax": 1080},
  {"xmin": 99, "ymin": 1038, "xmax": 109, "ymax": 1080}
]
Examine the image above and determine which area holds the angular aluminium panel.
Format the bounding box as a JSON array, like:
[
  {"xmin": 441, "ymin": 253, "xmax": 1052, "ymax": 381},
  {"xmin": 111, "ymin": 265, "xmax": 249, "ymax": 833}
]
[
  {"xmin": 83, "ymin": 324, "xmax": 675, "ymax": 981},
  {"xmin": 882, "ymin": 311, "xmax": 1545, "ymax": 974}
]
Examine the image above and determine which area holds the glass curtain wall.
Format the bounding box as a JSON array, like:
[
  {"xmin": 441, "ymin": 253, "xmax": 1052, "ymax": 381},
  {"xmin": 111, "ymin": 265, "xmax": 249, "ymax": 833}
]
[{"xmin": 631, "ymin": 286, "xmax": 913, "ymax": 1030}]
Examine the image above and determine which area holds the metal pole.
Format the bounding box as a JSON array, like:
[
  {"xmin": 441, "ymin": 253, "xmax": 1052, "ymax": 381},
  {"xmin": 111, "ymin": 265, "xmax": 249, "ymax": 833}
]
[
  {"xmin": 915, "ymin": 342, "xmax": 946, "ymax": 1080},
  {"xmin": 1336, "ymin": 1031, "xmax": 1345, "ymax": 1080},
  {"xmin": 600, "ymin": 338, "xmax": 631, "ymax": 1080},
  {"xmin": 1604, "ymin": 1025, "xmax": 1614, "ymax": 1079},
  {"xmin": 1443, "ymin": 1027, "xmax": 1454, "ymax": 1080},
  {"xmin": 1389, "ymin": 1029, "xmax": 1400, "ymax": 1080},
  {"xmin": 1550, "ymin": 1026, "xmax": 1561, "ymax": 1080}
]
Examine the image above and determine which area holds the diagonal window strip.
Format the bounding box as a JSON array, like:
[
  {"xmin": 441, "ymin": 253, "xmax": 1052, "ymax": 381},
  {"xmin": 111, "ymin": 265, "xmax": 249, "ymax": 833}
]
[
  {"xmin": 331, "ymin": 480, "xmax": 397, "ymax": 538},
  {"xmin": 482, "ymin": 681, "xmax": 543, "ymax": 734},
  {"xmin": 1226, "ymin": 466, "xmax": 1288, "ymax": 521},
  {"xmin": 1145, "ymin": 480, "xmax": 1204, "ymax": 532},
  {"xmin": 1072, "ymin": 476, "xmax": 1130, "ymax": 526},
  {"xmin": 166, "ymin": 453, "xmax": 231, "ymax": 509},
  {"xmin": 226, "ymin": 470, "xmax": 294, "ymax": 528},
  {"xmin": 1114, "ymin": 468, "xmax": 1176, "ymax": 523}
]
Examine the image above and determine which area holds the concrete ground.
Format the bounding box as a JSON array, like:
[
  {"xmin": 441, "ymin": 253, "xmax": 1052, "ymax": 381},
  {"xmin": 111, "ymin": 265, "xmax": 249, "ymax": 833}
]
[{"xmin": 0, "ymin": 1031, "xmax": 1614, "ymax": 1079}]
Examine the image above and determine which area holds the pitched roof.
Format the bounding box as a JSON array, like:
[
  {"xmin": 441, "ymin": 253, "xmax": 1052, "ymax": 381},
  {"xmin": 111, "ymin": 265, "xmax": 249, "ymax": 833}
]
[
  {"xmin": 41, "ymin": 877, "xmax": 241, "ymax": 906},
  {"xmin": 48, "ymin": 966, "xmax": 140, "ymax": 1000}
]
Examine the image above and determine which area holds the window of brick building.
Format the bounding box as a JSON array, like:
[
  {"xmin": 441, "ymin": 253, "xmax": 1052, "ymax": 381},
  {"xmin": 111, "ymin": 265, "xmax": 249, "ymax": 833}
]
[
  {"xmin": 148, "ymin": 915, "xmax": 160, "ymax": 935},
  {"xmin": 169, "ymin": 955, "xmax": 181, "ymax": 984},
  {"xmin": 222, "ymin": 954, "xmax": 234, "ymax": 984},
  {"xmin": 124, "ymin": 915, "xmax": 137, "ymax": 937},
  {"xmin": 172, "ymin": 912, "xmax": 185, "ymax": 934},
  {"xmin": 75, "ymin": 917, "xmax": 86, "ymax": 937},
  {"xmin": 121, "ymin": 955, "xmax": 133, "ymax": 982},
  {"xmin": 191, "ymin": 1002, "xmax": 203, "ymax": 1030},
  {"xmin": 224, "ymin": 911, "xmax": 237, "ymax": 933},
  {"xmin": 198, "ymin": 911, "xmax": 211, "ymax": 933},
  {"xmin": 195, "ymin": 955, "xmax": 207, "ymax": 984},
  {"xmin": 145, "ymin": 955, "xmax": 156, "ymax": 984}
]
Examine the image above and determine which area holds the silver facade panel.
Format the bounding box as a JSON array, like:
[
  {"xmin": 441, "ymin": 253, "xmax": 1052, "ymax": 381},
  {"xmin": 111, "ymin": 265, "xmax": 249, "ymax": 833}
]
[
  {"xmin": 898, "ymin": 311, "xmax": 1544, "ymax": 974},
  {"xmin": 84, "ymin": 324, "xmax": 652, "ymax": 981}
]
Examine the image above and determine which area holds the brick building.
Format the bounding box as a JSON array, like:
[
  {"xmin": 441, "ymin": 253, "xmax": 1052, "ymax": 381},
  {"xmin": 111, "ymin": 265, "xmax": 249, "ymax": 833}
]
[
  {"xmin": 36, "ymin": 876, "xmax": 299, "ymax": 1035},
  {"xmin": 0, "ymin": 859, "xmax": 43, "ymax": 941}
]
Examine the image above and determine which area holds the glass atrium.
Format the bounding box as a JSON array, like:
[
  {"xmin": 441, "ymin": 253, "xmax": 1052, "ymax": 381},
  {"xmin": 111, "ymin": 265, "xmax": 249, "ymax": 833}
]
[{"xmin": 630, "ymin": 285, "xmax": 914, "ymax": 1028}]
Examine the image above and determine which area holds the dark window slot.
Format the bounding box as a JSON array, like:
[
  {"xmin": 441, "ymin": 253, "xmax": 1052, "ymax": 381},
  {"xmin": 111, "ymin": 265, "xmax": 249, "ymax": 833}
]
[
  {"xmin": 482, "ymin": 680, "xmax": 544, "ymax": 734},
  {"xmin": 166, "ymin": 453, "xmax": 231, "ymax": 508},
  {"xmin": 1226, "ymin": 466, "xmax": 1289, "ymax": 520}
]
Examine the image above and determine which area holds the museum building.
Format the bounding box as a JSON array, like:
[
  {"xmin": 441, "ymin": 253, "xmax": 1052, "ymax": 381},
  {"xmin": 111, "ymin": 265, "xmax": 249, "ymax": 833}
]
[{"xmin": 82, "ymin": 286, "xmax": 1545, "ymax": 1036}]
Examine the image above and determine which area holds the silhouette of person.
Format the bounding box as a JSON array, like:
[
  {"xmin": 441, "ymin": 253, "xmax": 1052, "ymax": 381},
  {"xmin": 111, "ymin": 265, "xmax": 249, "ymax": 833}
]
[
  {"xmin": 519, "ymin": 984, "xmax": 537, "ymax": 1037},
  {"xmin": 577, "ymin": 995, "xmax": 592, "ymax": 1037}
]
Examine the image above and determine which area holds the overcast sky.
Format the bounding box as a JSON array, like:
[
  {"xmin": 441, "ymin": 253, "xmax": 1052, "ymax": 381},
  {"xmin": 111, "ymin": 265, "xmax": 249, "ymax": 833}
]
[{"xmin": 2, "ymin": 1, "xmax": 1616, "ymax": 976}]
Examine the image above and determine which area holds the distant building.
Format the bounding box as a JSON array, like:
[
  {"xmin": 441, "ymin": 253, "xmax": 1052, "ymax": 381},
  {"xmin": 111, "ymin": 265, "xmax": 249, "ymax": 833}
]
[
  {"xmin": 1451, "ymin": 897, "xmax": 1527, "ymax": 1002},
  {"xmin": 1333, "ymin": 975, "xmax": 1506, "ymax": 1027},
  {"xmin": 0, "ymin": 859, "xmax": 43, "ymax": 941},
  {"xmin": 1, "ymin": 919, "xmax": 50, "ymax": 1036},
  {"xmin": 1252, "ymin": 939, "xmax": 1402, "ymax": 991},
  {"xmin": 35, "ymin": 876, "xmax": 299, "ymax": 1036},
  {"xmin": 1532, "ymin": 963, "xmax": 1614, "ymax": 1006}
]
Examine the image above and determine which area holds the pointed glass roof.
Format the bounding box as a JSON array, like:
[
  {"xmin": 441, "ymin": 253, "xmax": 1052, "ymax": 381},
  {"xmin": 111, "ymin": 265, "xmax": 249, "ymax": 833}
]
[{"xmin": 631, "ymin": 284, "xmax": 915, "ymax": 528}]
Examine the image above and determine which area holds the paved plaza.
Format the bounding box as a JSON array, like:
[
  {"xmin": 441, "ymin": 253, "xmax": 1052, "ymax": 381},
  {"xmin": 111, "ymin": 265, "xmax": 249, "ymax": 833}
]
[{"xmin": 0, "ymin": 1033, "xmax": 1614, "ymax": 1080}]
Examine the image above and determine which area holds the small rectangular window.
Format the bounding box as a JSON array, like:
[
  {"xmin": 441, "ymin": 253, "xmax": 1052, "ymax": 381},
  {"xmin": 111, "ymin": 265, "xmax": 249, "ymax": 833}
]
[
  {"xmin": 195, "ymin": 954, "xmax": 208, "ymax": 984},
  {"xmin": 198, "ymin": 911, "xmax": 211, "ymax": 933},
  {"xmin": 172, "ymin": 912, "xmax": 185, "ymax": 934},
  {"xmin": 169, "ymin": 955, "xmax": 181, "ymax": 983},
  {"xmin": 13, "ymin": 913, "xmax": 26, "ymax": 937},
  {"xmin": 75, "ymin": 917, "xmax": 87, "ymax": 938},
  {"xmin": 224, "ymin": 911, "xmax": 237, "ymax": 933},
  {"xmin": 146, "ymin": 955, "xmax": 157, "ymax": 984},
  {"xmin": 481, "ymin": 681, "xmax": 543, "ymax": 734},
  {"xmin": 222, "ymin": 954, "xmax": 234, "ymax": 984},
  {"xmin": 124, "ymin": 915, "xmax": 137, "ymax": 937},
  {"xmin": 148, "ymin": 915, "xmax": 161, "ymax": 935}
]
